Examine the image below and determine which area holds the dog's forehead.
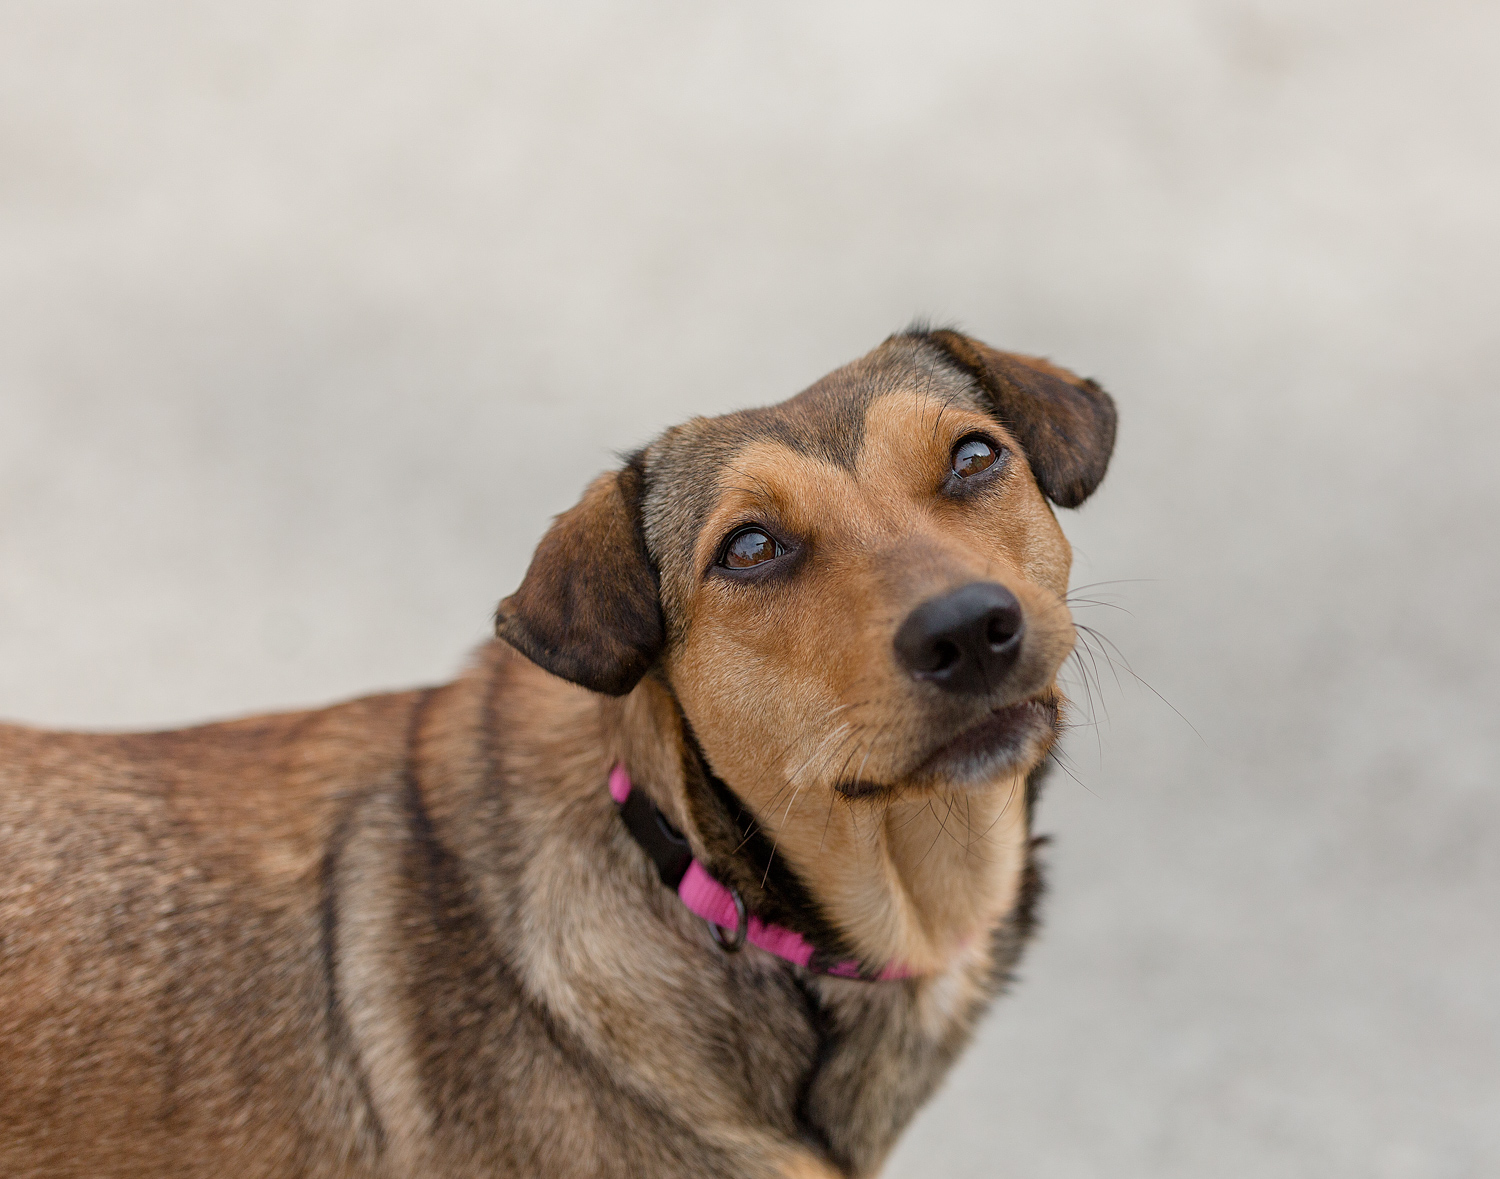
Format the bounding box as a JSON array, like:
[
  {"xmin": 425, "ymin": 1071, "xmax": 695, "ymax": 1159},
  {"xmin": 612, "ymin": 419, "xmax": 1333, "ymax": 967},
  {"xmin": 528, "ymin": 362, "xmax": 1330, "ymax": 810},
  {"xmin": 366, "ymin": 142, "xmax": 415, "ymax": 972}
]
[{"xmin": 640, "ymin": 338, "xmax": 979, "ymax": 565}]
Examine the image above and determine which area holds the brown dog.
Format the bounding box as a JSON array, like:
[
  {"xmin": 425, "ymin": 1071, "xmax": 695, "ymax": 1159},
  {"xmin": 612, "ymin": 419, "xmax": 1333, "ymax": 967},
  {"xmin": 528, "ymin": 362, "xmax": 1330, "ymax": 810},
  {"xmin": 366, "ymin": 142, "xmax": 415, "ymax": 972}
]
[{"xmin": 0, "ymin": 328, "xmax": 1116, "ymax": 1178}]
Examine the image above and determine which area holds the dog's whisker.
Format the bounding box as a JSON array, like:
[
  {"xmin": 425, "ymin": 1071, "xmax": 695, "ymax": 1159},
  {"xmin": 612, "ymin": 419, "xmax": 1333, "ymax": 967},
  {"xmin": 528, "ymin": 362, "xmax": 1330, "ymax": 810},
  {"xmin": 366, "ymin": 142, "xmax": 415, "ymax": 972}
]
[
  {"xmin": 761, "ymin": 727, "xmax": 862, "ymax": 884},
  {"xmin": 968, "ymin": 771, "xmax": 1027, "ymax": 846},
  {"xmin": 759, "ymin": 703, "xmax": 861, "ymax": 786},
  {"xmin": 819, "ymin": 789, "xmax": 839, "ymax": 854},
  {"xmin": 1073, "ymin": 623, "xmax": 1205, "ymax": 745},
  {"xmin": 744, "ymin": 711, "xmax": 879, "ymax": 860},
  {"xmin": 888, "ymin": 797, "xmax": 934, "ymax": 832},
  {"xmin": 852, "ymin": 737, "xmax": 878, "ymax": 792},
  {"xmin": 1066, "ymin": 596, "xmax": 1135, "ymax": 616},
  {"xmin": 1068, "ymin": 578, "xmax": 1161, "ymax": 593},
  {"xmin": 914, "ymin": 800, "xmax": 951, "ymax": 868},
  {"xmin": 1074, "ymin": 625, "xmax": 1126, "ymax": 695},
  {"xmin": 757, "ymin": 717, "xmax": 874, "ymax": 870},
  {"xmin": 784, "ymin": 721, "xmax": 854, "ymax": 789},
  {"xmin": 1063, "ymin": 640, "xmax": 1108, "ymax": 761},
  {"xmin": 764, "ymin": 781, "xmax": 809, "ymax": 887},
  {"xmin": 936, "ymin": 792, "xmax": 966, "ymax": 856},
  {"xmin": 1062, "ymin": 648, "xmax": 1099, "ymax": 729},
  {"xmin": 1046, "ymin": 745, "xmax": 1100, "ymax": 798},
  {"xmin": 829, "ymin": 731, "xmax": 871, "ymax": 793}
]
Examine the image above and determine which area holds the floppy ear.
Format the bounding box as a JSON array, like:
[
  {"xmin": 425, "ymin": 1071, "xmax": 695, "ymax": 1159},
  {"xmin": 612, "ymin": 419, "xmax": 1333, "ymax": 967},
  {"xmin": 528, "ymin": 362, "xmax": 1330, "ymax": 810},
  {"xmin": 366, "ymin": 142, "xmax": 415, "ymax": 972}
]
[
  {"xmin": 920, "ymin": 329, "xmax": 1118, "ymax": 508},
  {"xmin": 494, "ymin": 459, "xmax": 664, "ymax": 696}
]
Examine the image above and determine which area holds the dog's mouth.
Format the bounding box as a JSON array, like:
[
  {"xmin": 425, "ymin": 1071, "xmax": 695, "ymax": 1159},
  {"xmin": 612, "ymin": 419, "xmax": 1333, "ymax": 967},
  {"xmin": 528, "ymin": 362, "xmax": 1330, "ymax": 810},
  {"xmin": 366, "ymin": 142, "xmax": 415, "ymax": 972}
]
[
  {"xmin": 911, "ymin": 696, "xmax": 1060, "ymax": 785},
  {"xmin": 834, "ymin": 696, "xmax": 1060, "ymax": 799}
]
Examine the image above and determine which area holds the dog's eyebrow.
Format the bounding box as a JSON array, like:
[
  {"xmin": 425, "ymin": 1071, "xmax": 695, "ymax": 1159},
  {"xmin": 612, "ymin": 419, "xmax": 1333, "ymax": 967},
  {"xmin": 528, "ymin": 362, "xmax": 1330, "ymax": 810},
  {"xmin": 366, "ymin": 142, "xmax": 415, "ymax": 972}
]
[
  {"xmin": 717, "ymin": 457, "xmax": 779, "ymax": 500},
  {"xmin": 642, "ymin": 399, "xmax": 871, "ymax": 564},
  {"xmin": 642, "ymin": 344, "xmax": 985, "ymax": 577},
  {"xmin": 740, "ymin": 394, "xmax": 873, "ymax": 474}
]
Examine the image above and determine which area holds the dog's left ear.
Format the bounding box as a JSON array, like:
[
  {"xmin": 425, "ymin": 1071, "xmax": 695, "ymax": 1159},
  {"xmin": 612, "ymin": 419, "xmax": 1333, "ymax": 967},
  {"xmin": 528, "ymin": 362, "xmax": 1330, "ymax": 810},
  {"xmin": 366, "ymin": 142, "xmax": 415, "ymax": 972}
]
[
  {"xmin": 494, "ymin": 459, "xmax": 664, "ymax": 696},
  {"xmin": 920, "ymin": 329, "xmax": 1118, "ymax": 508}
]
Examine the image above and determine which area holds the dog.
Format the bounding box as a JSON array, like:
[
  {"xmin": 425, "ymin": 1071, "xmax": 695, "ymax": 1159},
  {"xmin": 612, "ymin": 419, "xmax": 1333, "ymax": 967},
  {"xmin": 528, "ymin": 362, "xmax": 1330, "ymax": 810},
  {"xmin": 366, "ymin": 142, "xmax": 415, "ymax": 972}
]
[{"xmin": 0, "ymin": 327, "xmax": 1116, "ymax": 1178}]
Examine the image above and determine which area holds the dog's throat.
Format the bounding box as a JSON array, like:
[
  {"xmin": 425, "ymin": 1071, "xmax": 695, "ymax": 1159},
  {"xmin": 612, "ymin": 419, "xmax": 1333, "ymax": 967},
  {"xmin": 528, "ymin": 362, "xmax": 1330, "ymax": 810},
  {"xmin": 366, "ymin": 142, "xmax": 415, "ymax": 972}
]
[
  {"xmin": 675, "ymin": 718, "xmax": 851, "ymax": 952},
  {"xmin": 610, "ymin": 765, "xmax": 917, "ymax": 981}
]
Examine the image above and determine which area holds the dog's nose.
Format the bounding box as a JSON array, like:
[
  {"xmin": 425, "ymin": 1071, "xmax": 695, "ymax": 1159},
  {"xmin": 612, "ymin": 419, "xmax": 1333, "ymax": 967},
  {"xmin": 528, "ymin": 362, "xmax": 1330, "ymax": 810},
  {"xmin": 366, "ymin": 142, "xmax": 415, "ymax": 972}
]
[{"xmin": 893, "ymin": 582, "xmax": 1025, "ymax": 695}]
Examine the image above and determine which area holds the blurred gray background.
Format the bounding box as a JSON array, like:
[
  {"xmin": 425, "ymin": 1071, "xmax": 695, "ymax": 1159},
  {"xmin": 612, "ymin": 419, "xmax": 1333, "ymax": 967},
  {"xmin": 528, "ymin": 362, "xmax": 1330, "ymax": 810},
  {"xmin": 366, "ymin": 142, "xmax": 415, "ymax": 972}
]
[{"xmin": 2, "ymin": 1, "xmax": 1496, "ymax": 1175}]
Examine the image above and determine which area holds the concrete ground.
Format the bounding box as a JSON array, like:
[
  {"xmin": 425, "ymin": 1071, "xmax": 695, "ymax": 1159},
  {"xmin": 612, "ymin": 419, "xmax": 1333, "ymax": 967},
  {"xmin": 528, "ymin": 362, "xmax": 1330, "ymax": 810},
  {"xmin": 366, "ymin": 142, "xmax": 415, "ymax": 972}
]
[{"xmin": 1, "ymin": 2, "xmax": 1496, "ymax": 1174}]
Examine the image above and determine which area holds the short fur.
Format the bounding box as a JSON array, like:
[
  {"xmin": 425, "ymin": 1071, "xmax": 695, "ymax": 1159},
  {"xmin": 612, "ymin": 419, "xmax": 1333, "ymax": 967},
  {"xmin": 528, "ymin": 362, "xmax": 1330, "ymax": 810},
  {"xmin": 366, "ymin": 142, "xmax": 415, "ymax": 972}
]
[{"xmin": 0, "ymin": 329, "xmax": 1116, "ymax": 1178}]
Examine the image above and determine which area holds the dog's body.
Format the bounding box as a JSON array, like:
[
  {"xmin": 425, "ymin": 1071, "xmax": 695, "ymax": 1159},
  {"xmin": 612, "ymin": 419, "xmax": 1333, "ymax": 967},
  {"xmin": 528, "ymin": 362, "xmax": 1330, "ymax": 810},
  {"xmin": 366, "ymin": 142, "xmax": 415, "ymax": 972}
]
[{"xmin": 0, "ymin": 330, "xmax": 1116, "ymax": 1178}]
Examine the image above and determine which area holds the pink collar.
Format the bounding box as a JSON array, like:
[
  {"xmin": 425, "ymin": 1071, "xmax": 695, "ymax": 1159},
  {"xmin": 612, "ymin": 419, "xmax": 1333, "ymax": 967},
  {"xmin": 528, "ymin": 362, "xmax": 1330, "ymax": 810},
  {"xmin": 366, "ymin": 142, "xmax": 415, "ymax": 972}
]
[{"xmin": 609, "ymin": 764, "xmax": 913, "ymax": 982}]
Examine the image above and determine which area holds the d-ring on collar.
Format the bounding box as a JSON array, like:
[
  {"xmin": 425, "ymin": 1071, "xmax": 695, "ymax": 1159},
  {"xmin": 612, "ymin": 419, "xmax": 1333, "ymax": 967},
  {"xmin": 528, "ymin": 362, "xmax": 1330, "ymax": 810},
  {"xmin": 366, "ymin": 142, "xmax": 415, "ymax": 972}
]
[{"xmin": 609, "ymin": 764, "xmax": 913, "ymax": 981}]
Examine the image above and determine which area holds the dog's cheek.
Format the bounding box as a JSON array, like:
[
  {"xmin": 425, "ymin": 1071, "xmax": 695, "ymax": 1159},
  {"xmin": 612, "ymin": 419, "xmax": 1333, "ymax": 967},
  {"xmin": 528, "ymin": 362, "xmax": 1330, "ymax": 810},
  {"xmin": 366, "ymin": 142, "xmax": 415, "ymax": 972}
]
[
  {"xmin": 961, "ymin": 471, "xmax": 1073, "ymax": 603},
  {"xmin": 1017, "ymin": 491, "xmax": 1073, "ymax": 600},
  {"xmin": 667, "ymin": 628, "xmax": 801, "ymax": 782},
  {"xmin": 1014, "ymin": 585, "xmax": 1078, "ymax": 695},
  {"xmin": 670, "ymin": 596, "xmax": 856, "ymax": 802}
]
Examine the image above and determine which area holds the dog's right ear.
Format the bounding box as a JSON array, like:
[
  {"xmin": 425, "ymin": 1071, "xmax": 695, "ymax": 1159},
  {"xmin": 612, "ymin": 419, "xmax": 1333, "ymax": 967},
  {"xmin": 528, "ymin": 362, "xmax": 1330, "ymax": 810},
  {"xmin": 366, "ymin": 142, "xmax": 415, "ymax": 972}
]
[
  {"xmin": 918, "ymin": 329, "xmax": 1117, "ymax": 508},
  {"xmin": 494, "ymin": 458, "xmax": 663, "ymax": 696}
]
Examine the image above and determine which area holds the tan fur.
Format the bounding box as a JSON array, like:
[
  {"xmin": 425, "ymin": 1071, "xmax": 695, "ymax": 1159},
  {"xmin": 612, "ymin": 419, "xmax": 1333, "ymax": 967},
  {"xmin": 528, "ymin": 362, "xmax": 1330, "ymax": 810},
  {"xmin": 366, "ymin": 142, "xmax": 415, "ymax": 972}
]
[
  {"xmin": 666, "ymin": 392, "xmax": 1073, "ymax": 970},
  {"xmin": 779, "ymin": 1155, "xmax": 849, "ymax": 1179}
]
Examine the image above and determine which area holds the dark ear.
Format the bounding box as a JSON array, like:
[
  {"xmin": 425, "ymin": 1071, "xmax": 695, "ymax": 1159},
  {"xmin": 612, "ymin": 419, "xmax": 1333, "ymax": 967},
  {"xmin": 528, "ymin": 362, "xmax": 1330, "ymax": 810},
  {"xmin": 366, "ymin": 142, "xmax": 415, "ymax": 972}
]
[
  {"xmin": 494, "ymin": 458, "xmax": 663, "ymax": 696},
  {"xmin": 919, "ymin": 329, "xmax": 1118, "ymax": 508}
]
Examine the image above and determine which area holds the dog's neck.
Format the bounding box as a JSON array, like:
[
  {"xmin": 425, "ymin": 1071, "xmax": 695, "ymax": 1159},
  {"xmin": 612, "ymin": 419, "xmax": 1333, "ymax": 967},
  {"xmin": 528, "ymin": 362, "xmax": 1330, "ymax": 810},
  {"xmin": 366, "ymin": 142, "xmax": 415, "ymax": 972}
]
[
  {"xmin": 607, "ymin": 677, "xmax": 1037, "ymax": 976},
  {"xmin": 846, "ymin": 779, "xmax": 1035, "ymax": 972}
]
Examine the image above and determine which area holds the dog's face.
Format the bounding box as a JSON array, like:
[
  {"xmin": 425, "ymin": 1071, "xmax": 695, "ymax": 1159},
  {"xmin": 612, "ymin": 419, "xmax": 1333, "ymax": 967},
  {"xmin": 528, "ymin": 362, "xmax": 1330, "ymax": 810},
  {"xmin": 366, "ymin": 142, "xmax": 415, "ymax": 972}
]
[{"xmin": 497, "ymin": 327, "xmax": 1115, "ymax": 824}]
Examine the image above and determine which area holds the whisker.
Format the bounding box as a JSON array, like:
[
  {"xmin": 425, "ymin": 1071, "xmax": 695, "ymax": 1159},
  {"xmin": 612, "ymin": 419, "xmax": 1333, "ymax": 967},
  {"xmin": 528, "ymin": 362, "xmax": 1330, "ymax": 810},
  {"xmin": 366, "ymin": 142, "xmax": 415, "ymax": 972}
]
[
  {"xmin": 758, "ymin": 715, "xmax": 878, "ymax": 873},
  {"xmin": 914, "ymin": 800, "xmax": 946, "ymax": 866},
  {"xmin": 1074, "ymin": 623, "xmax": 1205, "ymax": 745},
  {"xmin": 1047, "ymin": 745, "xmax": 1100, "ymax": 798},
  {"xmin": 1074, "ymin": 626, "xmax": 1126, "ymax": 695},
  {"xmin": 971, "ymin": 772, "xmax": 1026, "ymax": 845},
  {"xmin": 1068, "ymin": 578, "xmax": 1161, "ymax": 593},
  {"xmin": 1068, "ymin": 633, "xmax": 1111, "ymax": 758},
  {"xmin": 1066, "ymin": 596, "xmax": 1135, "ymax": 617},
  {"xmin": 819, "ymin": 790, "xmax": 838, "ymax": 853}
]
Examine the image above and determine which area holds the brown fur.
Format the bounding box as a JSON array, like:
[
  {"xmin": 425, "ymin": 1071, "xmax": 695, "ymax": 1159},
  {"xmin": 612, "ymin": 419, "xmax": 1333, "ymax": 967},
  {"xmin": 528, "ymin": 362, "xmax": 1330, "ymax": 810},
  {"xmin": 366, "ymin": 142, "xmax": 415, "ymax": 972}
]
[{"xmin": 0, "ymin": 329, "xmax": 1116, "ymax": 1177}]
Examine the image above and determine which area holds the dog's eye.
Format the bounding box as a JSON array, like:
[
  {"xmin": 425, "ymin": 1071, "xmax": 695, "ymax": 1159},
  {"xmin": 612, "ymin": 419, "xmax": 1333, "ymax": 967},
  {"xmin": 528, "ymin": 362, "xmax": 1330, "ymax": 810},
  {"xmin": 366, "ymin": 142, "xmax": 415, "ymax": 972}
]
[
  {"xmin": 952, "ymin": 435, "xmax": 999, "ymax": 479},
  {"xmin": 720, "ymin": 527, "xmax": 782, "ymax": 569}
]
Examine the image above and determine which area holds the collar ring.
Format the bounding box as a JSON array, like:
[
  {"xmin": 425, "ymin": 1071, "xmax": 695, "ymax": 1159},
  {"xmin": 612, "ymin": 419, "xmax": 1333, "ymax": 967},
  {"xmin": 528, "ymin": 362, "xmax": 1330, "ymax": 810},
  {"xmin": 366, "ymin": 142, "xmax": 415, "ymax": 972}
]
[{"xmin": 710, "ymin": 885, "xmax": 748, "ymax": 953}]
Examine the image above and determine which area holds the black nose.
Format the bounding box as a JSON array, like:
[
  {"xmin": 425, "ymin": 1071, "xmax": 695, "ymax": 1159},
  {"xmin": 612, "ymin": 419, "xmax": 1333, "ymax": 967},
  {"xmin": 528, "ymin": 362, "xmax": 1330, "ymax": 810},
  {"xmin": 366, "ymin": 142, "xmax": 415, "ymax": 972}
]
[{"xmin": 893, "ymin": 582, "xmax": 1025, "ymax": 695}]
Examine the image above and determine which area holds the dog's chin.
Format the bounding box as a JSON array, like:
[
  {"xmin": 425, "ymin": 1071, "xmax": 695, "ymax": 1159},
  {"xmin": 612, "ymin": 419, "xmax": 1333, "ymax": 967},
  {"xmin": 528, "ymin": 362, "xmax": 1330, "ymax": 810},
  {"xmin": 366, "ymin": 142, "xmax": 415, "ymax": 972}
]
[
  {"xmin": 906, "ymin": 697, "xmax": 1059, "ymax": 791},
  {"xmin": 830, "ymin": 696, "xmax": 1060, "ymax": 800}
]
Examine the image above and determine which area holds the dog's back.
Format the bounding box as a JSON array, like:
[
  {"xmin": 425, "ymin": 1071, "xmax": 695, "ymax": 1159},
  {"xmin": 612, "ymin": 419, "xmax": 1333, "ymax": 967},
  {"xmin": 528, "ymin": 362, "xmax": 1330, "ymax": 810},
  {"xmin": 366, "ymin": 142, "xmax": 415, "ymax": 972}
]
[{"xmin": 0, "ymin": 692, "xmax": 420, "ymax": 1177}]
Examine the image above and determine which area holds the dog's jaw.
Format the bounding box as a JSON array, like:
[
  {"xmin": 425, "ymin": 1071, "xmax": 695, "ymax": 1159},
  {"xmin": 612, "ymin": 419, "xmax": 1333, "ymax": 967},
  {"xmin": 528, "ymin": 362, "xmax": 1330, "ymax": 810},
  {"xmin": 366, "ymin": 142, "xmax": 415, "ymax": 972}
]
[
  {"xmin": 602, "ymin": 671, "xmax": 1041, "ymax": 977},
  {"xmin": 850, "ymin": 756, "xmax": 1042, "ymax": 974}
]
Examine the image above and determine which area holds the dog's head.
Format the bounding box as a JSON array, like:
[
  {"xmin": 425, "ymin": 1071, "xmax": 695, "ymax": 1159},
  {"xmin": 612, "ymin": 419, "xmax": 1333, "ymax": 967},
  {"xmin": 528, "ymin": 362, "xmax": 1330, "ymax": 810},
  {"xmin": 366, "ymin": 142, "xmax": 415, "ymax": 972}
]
[{"xmin": 496, "ymin": 328, "xmax": 1115, "ymax": 813}]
